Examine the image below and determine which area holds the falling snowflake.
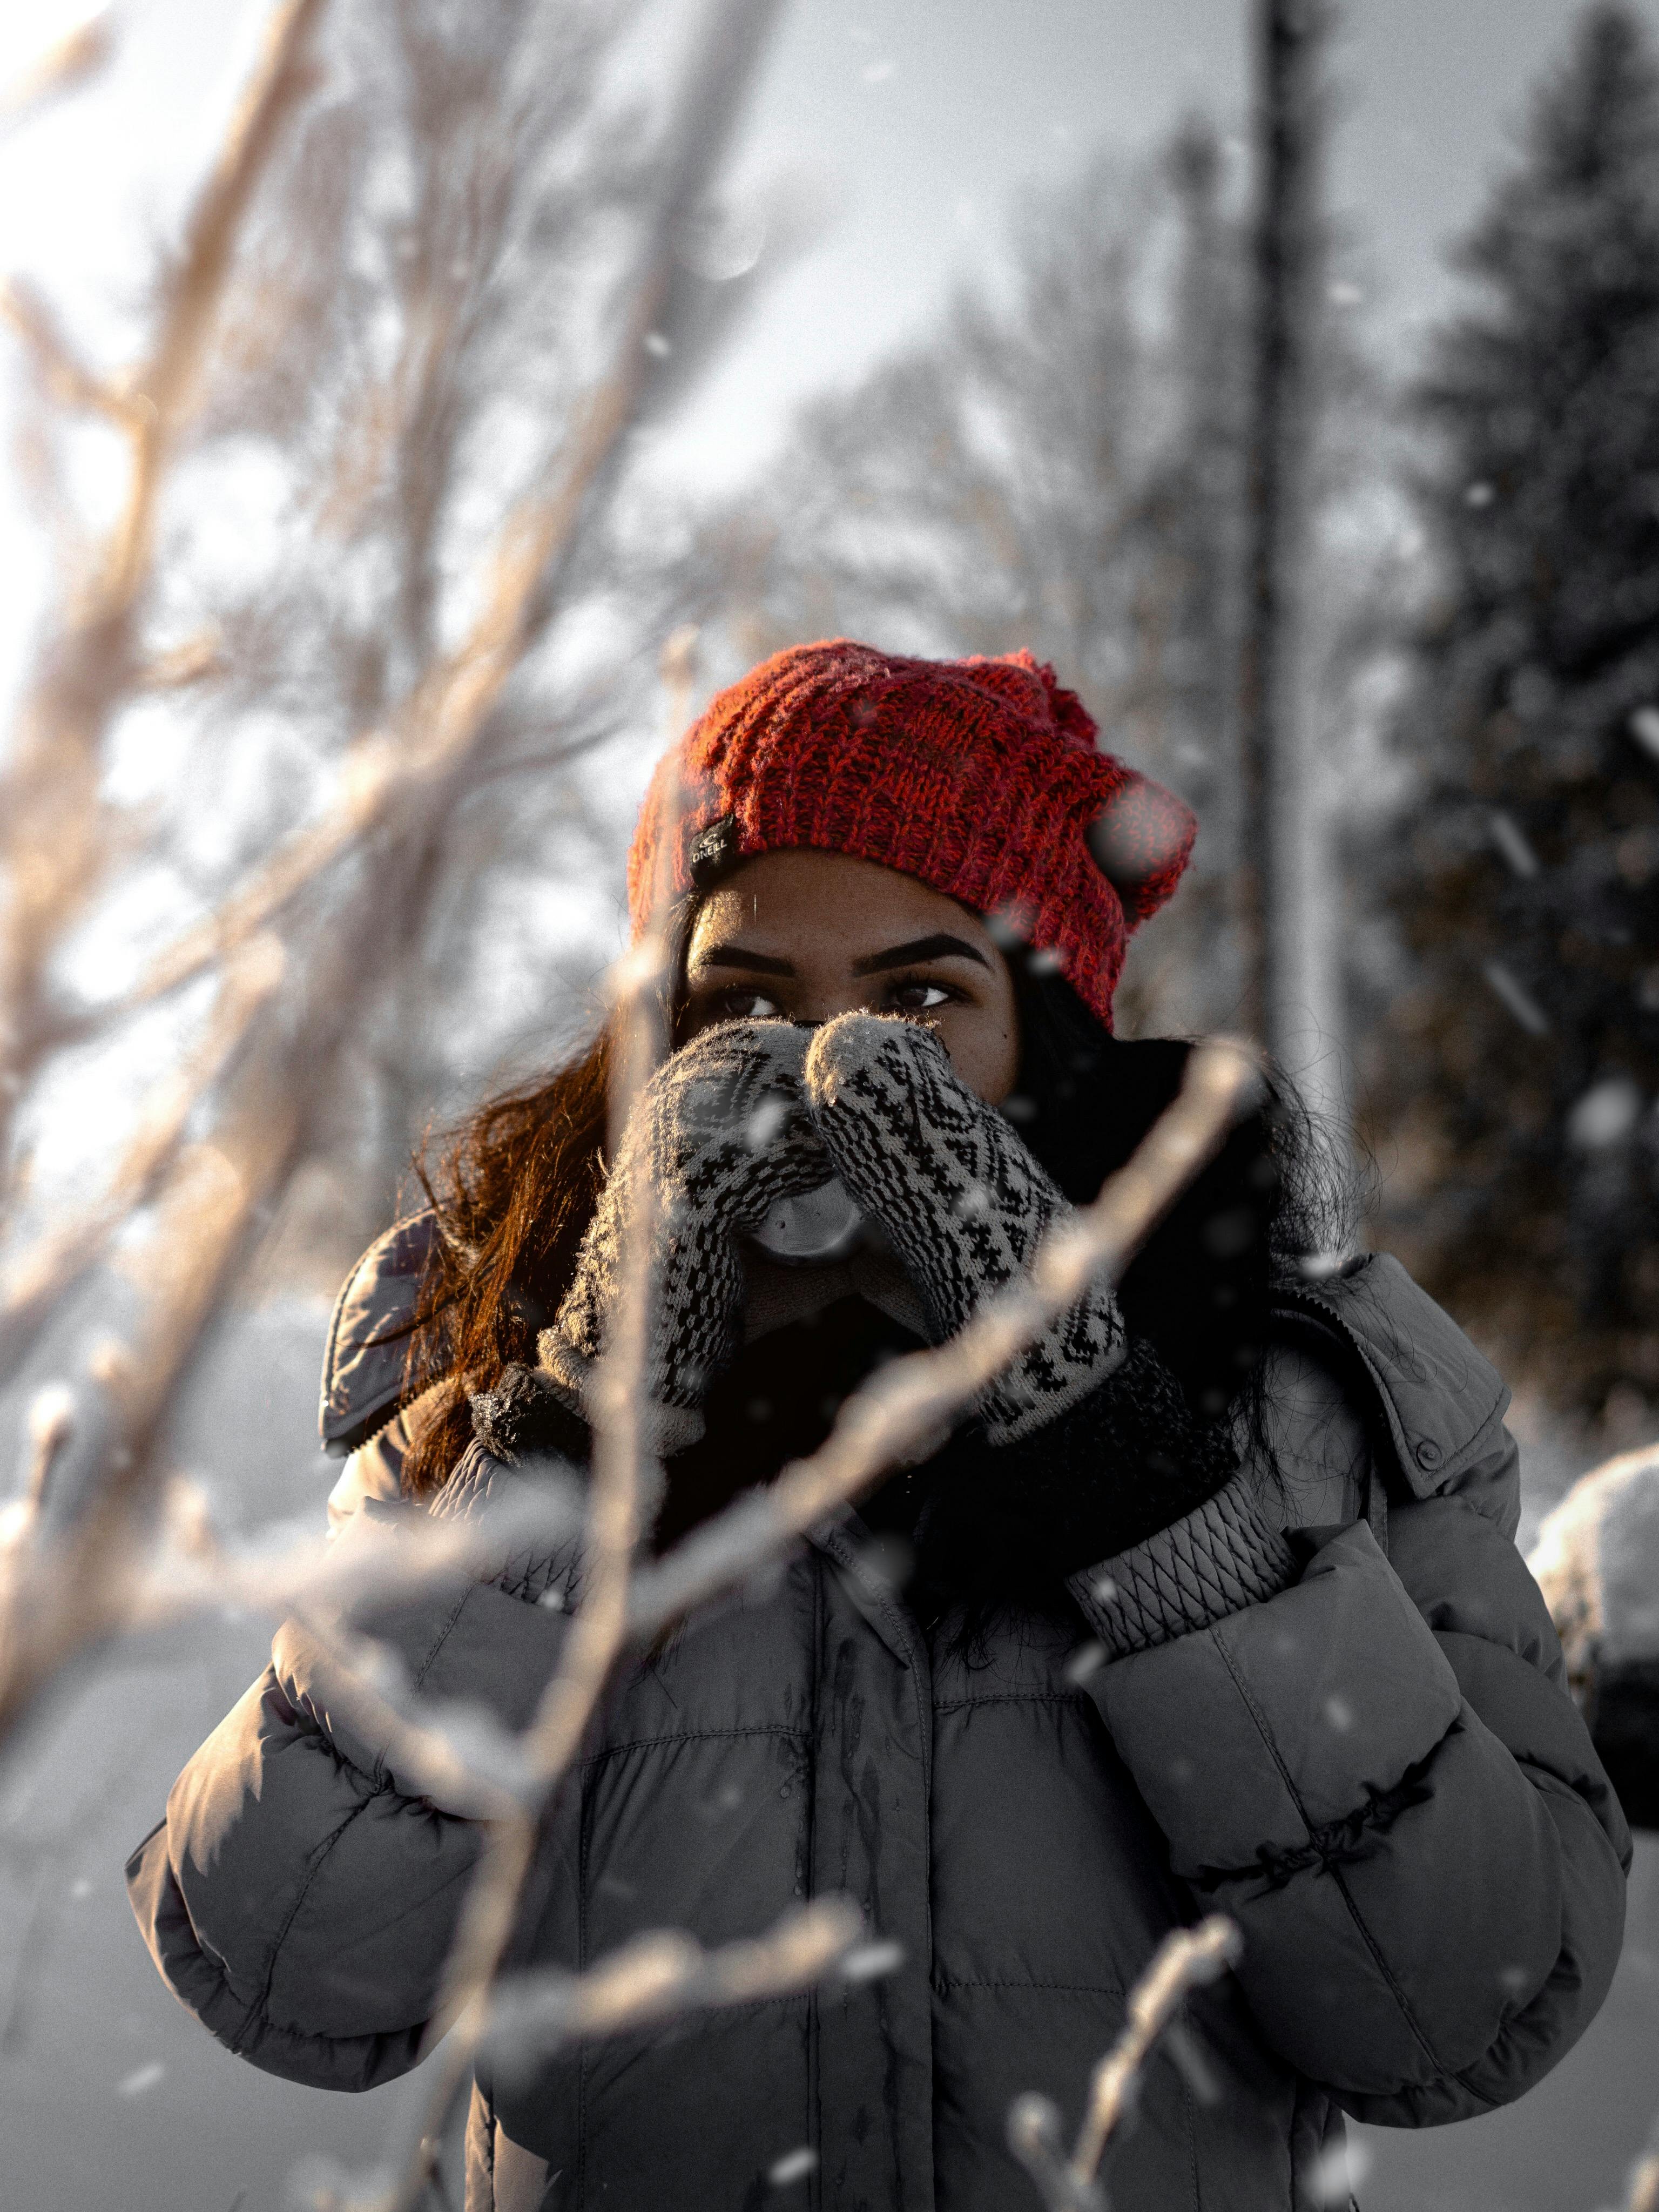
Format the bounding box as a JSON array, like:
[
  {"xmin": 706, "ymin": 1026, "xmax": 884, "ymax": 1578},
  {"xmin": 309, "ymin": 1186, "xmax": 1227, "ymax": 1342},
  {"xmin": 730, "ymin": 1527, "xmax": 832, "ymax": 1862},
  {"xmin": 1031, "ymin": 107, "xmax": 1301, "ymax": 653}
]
[
  {"xmin": 768, "ymin": 2147, "xmax": 818, "ymax": 2186},
  {"xmin": 1302, "ymin": 2137, "xmax": 1371, "ymax": 2207},
  {"xmin": 1295, "ymin": 1251, "xmax": 1347, "ymax": 1282},
  {"xmin": 1163, "ymin": 2021, "xmax": 1222, "ymax": 2106},
  {"xmin": 1630, "ymin": 705, "xmax": 1659, "ymax": 759},
  {"xmin": 1488, "ymin": 810, "xmax": 1539, "ymax": 879},
  {"xmin": 1464, "ymin": 481, "xmax": 1495, "ymax": 508},
  {"xmin": 1567, "ymin": 1076, "xmax": 1643, "ymax": 1151},
  {"xmin": 840, "ymin": 1939, "xmax": 904, "ymax": 1984},
  {"xmin": 1482, "ymin": 961, "xmax": 1549, "ymax": 1036},
  {"xmin": 746, "ymin": 1097, "xmax": 788, "ymax": 1149},
  {"xmin": 117, "ymin": 2062, "xmax": 165, "ymax": 2098}
]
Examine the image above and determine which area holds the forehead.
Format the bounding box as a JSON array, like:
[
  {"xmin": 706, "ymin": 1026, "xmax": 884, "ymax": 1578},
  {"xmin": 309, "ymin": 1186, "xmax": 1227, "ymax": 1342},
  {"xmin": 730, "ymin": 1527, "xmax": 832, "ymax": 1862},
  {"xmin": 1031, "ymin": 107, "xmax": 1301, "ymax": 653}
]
[{"xmin": 686, "ymin": 848, "xmax": 986, "ymax": 956}]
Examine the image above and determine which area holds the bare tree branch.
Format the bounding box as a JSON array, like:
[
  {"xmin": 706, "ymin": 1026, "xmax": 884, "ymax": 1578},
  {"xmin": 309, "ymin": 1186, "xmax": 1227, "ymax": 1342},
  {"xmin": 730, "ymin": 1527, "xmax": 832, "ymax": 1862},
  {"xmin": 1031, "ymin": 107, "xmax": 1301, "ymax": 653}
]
[
  {"xmin": 362, "ymin": 759, "xmax": 693, "ymax": 2212},
  {"xmin": 1008, "ymin": 1915, "xmax": 1242, "ymax": 2212},
  {"xmin": 0, "ymin": 934, "xmax": 287, "ymax": 1375},
  {"xmin": 78, "ymin": 0, "xmax": 783, "ymax": 1036},
  {"xmin": 0, "ymin": 0, "xmax": 328, "ymax": 1168},
  {"xmin": 481, "ymin": 1897, "xmax": 866, "ymax": 2066},
  {"xmin": 295, "ymin": 1901, "xmax": 871, "ymax": 2212},
  {"xmin": 1628, "ymin": 2139, "xmax": 1659, "ymax": 2212},
  {"xmin": 0, "ymin": 279, "xmax": 129, "ymax": 423},
  {"xmin": 1070, "ymin": 1916, "xmax": 1241, "ymax": 2181},
  {"xmin": 0, "ymin": 12, "xmax": 114, "ymax": 132}
]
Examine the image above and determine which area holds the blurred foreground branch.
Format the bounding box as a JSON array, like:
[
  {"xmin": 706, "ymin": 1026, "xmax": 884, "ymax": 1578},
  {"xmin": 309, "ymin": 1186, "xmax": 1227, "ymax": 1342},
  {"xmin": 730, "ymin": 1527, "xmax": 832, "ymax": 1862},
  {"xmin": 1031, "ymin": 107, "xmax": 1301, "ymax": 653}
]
[
  {"xmin": 483, "ymin": 1898, "xmax": 864, "ymax": 2069},
  {"xmin": 0, "ymin": 13, "xmax": 114, "ymax": 133},
  {"xmin": 0, "ymin": 0, "xmax": 784, "ymax": 1745},
  {"xmin": 0, "ymin": 0, "xmax": 326, "ymax": 1148},
  {"xmin": 1008, "ymin": 1916, "xmax": 1243, "ymax": 2212}
]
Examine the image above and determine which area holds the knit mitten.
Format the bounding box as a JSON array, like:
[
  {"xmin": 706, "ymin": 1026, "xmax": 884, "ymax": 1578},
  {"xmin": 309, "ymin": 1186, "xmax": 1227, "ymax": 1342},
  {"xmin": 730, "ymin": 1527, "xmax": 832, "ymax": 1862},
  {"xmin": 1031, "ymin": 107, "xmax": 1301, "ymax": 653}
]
[
  {"xmin": 801, "ymin": 1011, "xmax": 1125, "ymax": 1441},
  {"xmin": 912, "ymin": 1338, "xmax": 1293, "ymax": 1647},
  {"xmin": 539, "ymin": 1020, "xmax": 830, "ymax": 1453}
]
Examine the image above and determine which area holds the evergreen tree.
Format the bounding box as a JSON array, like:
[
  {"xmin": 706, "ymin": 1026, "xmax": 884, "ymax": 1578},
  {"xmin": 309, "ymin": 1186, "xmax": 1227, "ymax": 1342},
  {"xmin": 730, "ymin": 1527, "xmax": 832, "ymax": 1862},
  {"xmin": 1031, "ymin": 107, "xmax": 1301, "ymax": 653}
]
[{"xmin": 1370, "ymin": 3, "xmax": 1659, "ymax": 1412}]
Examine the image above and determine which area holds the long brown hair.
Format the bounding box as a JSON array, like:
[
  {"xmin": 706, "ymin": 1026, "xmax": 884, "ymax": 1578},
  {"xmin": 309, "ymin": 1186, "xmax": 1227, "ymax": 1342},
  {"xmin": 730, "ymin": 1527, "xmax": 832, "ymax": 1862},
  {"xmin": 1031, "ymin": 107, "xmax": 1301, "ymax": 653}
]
[{"xmin": 401, "ymin": 1025, "xmax": 613, "ymax": 1495}]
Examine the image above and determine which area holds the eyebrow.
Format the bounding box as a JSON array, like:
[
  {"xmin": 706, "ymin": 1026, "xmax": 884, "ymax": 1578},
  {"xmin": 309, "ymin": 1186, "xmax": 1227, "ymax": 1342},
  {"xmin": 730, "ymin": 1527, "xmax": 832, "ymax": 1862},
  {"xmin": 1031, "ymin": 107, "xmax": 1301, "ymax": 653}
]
[
  {"xmin": 691, "ymin": 944, "xmax": 797, "ymax": 976},
  {"xmin": 853, "ymin": 933, "xmax": 991, "ymax": 976},
  {"xmin": 689, "ymin": 932, "xmax": 992, "ymax": 980}
]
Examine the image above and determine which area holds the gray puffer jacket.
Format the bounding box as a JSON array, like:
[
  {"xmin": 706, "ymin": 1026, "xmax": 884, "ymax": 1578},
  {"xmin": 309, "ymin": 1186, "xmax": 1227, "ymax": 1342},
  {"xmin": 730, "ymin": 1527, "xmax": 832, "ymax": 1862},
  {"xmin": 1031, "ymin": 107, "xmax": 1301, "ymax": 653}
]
[{"xmin": 127, "ymin": 1235, "xmax": 1628, "ymax": 2212}]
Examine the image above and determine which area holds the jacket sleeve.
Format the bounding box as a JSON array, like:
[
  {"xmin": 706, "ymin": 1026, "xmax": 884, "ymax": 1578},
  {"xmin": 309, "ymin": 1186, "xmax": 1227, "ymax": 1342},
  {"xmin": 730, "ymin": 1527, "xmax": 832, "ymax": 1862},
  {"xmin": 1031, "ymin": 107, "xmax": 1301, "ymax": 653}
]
[
  {"xmin": 126, "ymin": 1490, "xmax": 574, "ymax": 2092},
  {"xmin": 1069, "ymin": 1287, "xmax": 1629, "ymax": 2126}
]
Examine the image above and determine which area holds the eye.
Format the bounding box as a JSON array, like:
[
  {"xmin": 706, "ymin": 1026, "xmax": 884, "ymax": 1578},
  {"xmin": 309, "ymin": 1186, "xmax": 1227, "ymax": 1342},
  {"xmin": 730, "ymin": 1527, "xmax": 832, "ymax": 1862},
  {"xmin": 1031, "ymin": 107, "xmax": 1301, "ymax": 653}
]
[
  {"xmin": 709, "ymin": 987, "xmax": 783, "ymax": 1021},
  {"xmin": 886, "ymin": 979, "xmax": 956, "ymax": 1014}
]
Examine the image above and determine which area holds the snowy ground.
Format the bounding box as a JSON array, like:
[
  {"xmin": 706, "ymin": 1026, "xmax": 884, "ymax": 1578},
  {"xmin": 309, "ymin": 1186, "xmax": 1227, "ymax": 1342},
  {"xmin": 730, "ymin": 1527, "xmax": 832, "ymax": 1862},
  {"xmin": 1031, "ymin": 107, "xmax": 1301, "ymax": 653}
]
[{"xmin": 0, "ymin": 1303, "xmax": 1651, "ymax": 2211}]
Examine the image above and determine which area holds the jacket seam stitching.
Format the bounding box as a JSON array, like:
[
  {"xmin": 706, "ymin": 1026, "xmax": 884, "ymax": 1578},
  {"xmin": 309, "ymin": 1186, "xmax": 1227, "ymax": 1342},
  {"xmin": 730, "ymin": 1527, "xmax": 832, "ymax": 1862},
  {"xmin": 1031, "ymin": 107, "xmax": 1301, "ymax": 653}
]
[
  {"xmin": 369, "ymin": 1586, "xmax": 474, "ymax": 1792},
  {"xmin": 234, "ymin": 1796, "xmax": 376, "ymax": 2055},
  {"xmin": 408, "ymin": 1588, "xmax": 475, "ymax": 1696},
  {"xmin": 1210, "ymin": 1623, "xmax": 1310, "ymax": 1818},
  {"xmin": 932, "ymin": 1690, "xmax": 1089, "ymax": 1712},
  {"xmin": 1447, "ymin": 2063, "xmax": 1504, "ymax": 2111},
  {"xmin": 581, "ymin": 1723, "xmax": 805, "ymax": 1768},
  {"xmin": 1326, "ymin": 1859, "xmax": 1448, "ymax": 2077},
  {"xmin": 1210, "ymin": 1627, "xmax": 1449, "ymax": 2078},
  {"xmin": 1183, "ymin": 2041, "xmax": 1200, "ymax": 2212},
  {"xmin": 929, "ymin": 1991, "xmax": 1141, "ymax": 2008}
]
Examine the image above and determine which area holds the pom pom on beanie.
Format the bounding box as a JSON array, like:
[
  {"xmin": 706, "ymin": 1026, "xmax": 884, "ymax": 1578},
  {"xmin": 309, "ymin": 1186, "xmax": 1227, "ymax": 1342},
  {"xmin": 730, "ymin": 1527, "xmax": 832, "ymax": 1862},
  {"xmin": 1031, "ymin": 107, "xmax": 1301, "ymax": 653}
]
[{"xmin": 627, "ymin": 638, "xmax": 1195, "ymax": 1030}]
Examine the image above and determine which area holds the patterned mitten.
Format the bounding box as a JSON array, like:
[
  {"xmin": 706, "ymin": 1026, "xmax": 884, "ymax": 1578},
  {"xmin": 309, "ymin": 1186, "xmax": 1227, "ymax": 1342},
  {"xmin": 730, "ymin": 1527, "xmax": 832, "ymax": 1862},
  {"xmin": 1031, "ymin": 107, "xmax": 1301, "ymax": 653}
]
[
  {"xmin": 539, "ymin": 1020, "xmax": 830, "ymax": 1452},
  {"xmin": 801, "ymin": 1012, "xmax": 1126, "ymax": 1442}
]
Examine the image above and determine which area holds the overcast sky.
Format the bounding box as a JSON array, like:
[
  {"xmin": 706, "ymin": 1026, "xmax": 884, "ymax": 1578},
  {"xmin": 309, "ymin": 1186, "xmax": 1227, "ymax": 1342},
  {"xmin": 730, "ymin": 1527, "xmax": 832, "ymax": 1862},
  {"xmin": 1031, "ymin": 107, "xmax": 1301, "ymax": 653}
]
[{"xmin": 0, "ymin": 0, "xmax": 1648, "ymax": 518}]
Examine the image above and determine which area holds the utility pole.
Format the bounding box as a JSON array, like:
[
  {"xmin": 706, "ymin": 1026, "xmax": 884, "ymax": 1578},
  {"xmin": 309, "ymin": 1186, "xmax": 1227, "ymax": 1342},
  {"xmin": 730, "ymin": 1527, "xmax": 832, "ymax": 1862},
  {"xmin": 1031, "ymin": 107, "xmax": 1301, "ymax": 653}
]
[{"xmin": 1238, "ymin": 0, "xmax": 1335, "ymax": 1095}]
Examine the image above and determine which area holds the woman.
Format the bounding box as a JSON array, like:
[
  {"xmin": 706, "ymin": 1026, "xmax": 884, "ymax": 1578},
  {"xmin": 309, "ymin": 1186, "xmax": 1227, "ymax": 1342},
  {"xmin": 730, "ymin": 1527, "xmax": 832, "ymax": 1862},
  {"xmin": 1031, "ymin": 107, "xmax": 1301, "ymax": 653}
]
[{"xmin": 129, "ymin": 642, "xmax": 1627, "ymax": 2212}]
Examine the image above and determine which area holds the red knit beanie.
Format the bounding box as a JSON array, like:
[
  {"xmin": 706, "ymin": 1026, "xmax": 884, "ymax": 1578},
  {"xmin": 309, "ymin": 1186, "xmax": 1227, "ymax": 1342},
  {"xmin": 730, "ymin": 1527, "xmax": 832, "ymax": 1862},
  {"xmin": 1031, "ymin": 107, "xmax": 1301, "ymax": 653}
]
[{"xmin": 627, "ymin": 639, "xmax": 1196, "ymax": 1031}]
